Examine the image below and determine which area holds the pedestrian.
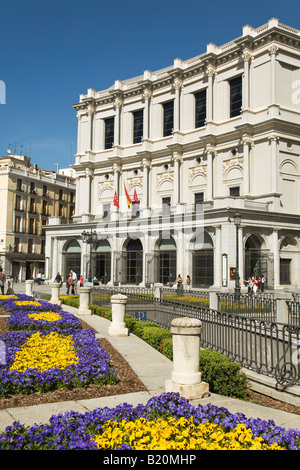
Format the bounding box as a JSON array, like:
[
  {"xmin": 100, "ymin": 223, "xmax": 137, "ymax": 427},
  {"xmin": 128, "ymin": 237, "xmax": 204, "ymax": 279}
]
[
  {"xmin": 0, "ymin": 268, "xmax": 6, "ymax": 295},
  {"xmin": 80, "ymin": 274, "xmax": 84, "ymax": 287},
  {"xmin": 37, "ymin": 272, "xmax": 42, "ymax": 285},
  {"xmin": 66, "ymin": 271, "xmax": 72, "ymax": 295},
  {"xmin": 55, "ymin": 272, "xmax": 62, "ymax": 285},
  {"xmin": 174, "ymin": 274, "xmax": 183, "ymax": 295},
  {"xmin": 71, "ymin": 270, "xmax": 78, "ymax": 295},
  {"xmin": 186, "ymin": 275, "xmax": 191, "ymax": 291},
  {"xmin": 261, "ymin": 275, "xmax": 266, "ymax": 292},
  {"xmin": 253, "ymin": 275, "xmax": 259, "ymax": 294}
]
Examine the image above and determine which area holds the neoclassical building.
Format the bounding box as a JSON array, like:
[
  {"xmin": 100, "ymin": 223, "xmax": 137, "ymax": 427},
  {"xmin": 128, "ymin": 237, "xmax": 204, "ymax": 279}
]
[{"xmin": 46, "ymin": 18, "xmax": 300, "ymax": 290}]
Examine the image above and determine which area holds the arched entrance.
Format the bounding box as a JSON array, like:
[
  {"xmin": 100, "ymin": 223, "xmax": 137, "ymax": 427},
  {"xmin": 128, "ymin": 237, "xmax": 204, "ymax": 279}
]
[
  {"xmin": 191, "ymin": 232, "xmax": 214, "ymax": 287},
  {"xmin": 126, "ymin": 239, "xmax": 143, "ymax": 285},
  {"xmin": 95, "ymin": 239, "xmax": 111, "ymax": 284},
  {"xmin": 158, "ymin": 236, "xmax": 177, "ymax": 286},
  {"xmin": 64, "ymin": 239, "xmax": 81, "ymax": 279},
  {"xmin": 244, "ymin": 234, "xmax": 272, "ymax": 285}
]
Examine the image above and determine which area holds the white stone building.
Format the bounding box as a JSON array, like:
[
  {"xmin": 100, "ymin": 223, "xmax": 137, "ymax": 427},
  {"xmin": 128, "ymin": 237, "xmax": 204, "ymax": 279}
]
[{"xmin": 46, "ymin": 18, "xmax": 300, "ymax": 290}]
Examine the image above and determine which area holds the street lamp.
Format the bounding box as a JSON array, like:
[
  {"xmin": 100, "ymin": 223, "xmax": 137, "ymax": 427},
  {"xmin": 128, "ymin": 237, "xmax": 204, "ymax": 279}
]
[
  {"xmin": 81, "ymin": 230, "xmax": 97, "ymax": 282},
  {"xmin": 233, "ymin": 212, "xmax": 241, "ymax": 299}
]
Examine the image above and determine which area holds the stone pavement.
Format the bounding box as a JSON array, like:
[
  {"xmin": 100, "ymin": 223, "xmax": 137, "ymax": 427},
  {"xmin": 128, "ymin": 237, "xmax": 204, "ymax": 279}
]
[{"xmin": 1, "ymin": 282, "xmax": 300, "ymax": 433}]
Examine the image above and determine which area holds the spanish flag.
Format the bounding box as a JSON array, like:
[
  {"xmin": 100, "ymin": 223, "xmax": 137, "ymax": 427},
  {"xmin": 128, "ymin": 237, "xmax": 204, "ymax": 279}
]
[
  {"xmin": 124, "ymin": 183, "xmax": 132, "ymax": 208},
  {"xmin": 113, "ymin": 190, "xmax": 120, "ymax": 208}
]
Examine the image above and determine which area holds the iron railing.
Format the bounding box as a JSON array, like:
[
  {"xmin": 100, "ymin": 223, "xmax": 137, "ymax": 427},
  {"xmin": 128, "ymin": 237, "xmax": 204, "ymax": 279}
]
[
  {"xmin": 217, "ymin": 292, "xmax": 276, "ymax": 321},
  {"xmin": 89, "ymin": 286, "xmax": 300, "ymax": 388}
]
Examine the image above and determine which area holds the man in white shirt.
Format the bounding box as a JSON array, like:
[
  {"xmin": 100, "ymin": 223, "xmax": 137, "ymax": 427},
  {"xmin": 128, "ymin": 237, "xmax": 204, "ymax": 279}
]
[{"xmin": 71, "ymin": 270, "xmax": 78, "ymax": 295}]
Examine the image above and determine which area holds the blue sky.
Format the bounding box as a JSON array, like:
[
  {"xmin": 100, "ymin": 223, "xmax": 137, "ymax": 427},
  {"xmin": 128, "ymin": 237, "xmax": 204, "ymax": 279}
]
[{"xmin": 1, "ymin": 0, "xmax": 300, "ymax": 170}]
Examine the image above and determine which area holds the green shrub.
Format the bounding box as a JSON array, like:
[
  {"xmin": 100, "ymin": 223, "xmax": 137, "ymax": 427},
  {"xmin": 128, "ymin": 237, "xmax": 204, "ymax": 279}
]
[
  {"xmin": 141, "ymin": 326, "xmax": 172, "ymax": 352},
  {"xmin": 161, "ymin": 337, "xmax": 173, "ymax": 361},
  {"xmin": 199, "ymin": 349, "xmax": 248, "ymax": 399}
]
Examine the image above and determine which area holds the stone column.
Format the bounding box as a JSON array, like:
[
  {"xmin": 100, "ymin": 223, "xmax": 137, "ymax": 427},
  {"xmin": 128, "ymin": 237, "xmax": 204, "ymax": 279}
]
[
  {"xmin": 173, "ymin": 77, "xmax": 182, "ymax": 131},
  {"xmin": 114, "ymin": 97, "xmax": 122, "ymax": 146},
  {"xmin": 209, "ymin": 286, "xmax": 219, "ymax": 311},
  {"xmin": 108, "ymin": 294, "xmax": 128, "ymax": 336},
  {"xmin": 242, "ymin": 138, "xmax": 252, "ymax": 195},
  {"xmin": 87, "ymin": 104, "xmax": 95, "ymax": 151},
  {"xmin": 242, "ymin": 51, "xmax": 252, "ymax": 109},
  {"xmin": 165, "ymin": 317, "xmax": 209, "ymax": 399},
  {"xmin": 269, "ymin": 135, "xmax": 279, "ymax": 193},
  {"xmin": 173, "ymin": 151, "xmax": 182, "ymax": 205},
  {"xmin": 143, "ymin": 89, "xmax": 151, "ymax": 139},
  {"xmin": 206, "ymin": 66, "xmax": 215, "ymax": 122},
  {"xmin": 50, "ymin": 283, "xmax": 61, "ymax": 306},
  {"xmin": 273, "ymin": 229, "xmax": 281, "ymax": 290},
  {"xmin": 269, "ymin": 45, "xmax": 278, "ymax": 104},
  {"xmin": 78, "ymin": 287, "xmax": 92, "ymax": 315},
  {"xmin": 154, "ymin": 283, "xmax": 163, "ymax": 300},
  {"xmin": 25, "ymin": 280, "xmax": 33, "ymax": 297},
  {"xmin": 206, "ymin": 147, "xmax": 215, "ymax": 201},
  {"xmin": 142, "ymin": 158, "xmax": 150, "ymax": 209},
  {"xmin": 213, "ymin": 225, "xmax": 222, "ymax": 287}
]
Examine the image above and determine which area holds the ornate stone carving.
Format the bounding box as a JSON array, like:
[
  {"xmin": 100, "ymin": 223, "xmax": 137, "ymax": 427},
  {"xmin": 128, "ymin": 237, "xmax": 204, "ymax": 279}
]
[
  {"xmin": 157, "ymin": 171, "xmax": 174, "ymax": 186},
  {"xmin": 127, "ymin": 176, "xmax": 143, "ymax": 191},
  {"xmin": 98, "ymin": 180, "xmax": 114, "ymax": 195},
  {"xmin": 223, "ymin": 157, "xmax": 243, "ymax": 175},
  {"xmin": 189, "ymin": 165, "xmax": 207, "ymax": 183},
  {"xmin": 269, "ymin": 44, "xmax": 279, "ymax": 55}
]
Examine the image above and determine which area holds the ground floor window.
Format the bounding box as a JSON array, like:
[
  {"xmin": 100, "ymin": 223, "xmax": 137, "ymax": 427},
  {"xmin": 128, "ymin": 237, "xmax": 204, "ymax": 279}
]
[
  {"xmin": 159, "ymin": 251, "xmax": 177, "ymax": 285},
  {"xmin": 192, "ymin": 250, "xmax": 214, "ymax": 287},
  {"xmin": 280, "ymin": 259, "xmax": 291, "ymax": 285},
  {"xmin": 126, "ymin": 239, "xmax": 143, "ymax": 285}
]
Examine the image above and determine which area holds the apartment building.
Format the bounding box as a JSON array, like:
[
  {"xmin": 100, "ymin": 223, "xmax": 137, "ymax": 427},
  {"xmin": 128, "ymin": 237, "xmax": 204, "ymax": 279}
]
[
  {"xmin": 46, "ymin": 18, "xmax": 300, "ymax": 290},
  {"xmin": 0, "ymin": 154, "xmax": 76, "ymax": 281}
]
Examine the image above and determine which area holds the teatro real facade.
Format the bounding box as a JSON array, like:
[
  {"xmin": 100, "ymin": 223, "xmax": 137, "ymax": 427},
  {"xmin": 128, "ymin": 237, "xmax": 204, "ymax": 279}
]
[{"xmin": 45, "ymin": 18, "xmax": 300, "ymax": 290}]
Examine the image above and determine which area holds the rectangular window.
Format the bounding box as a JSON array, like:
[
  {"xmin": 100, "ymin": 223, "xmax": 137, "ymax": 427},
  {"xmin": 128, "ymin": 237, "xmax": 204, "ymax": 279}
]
[
  {"xmin": 15, "ymin": 194, "xmax": 21, "ymax": 211},
  {"xmin": 30, "ymin": 182, "xmax": 36, "ymax": 194},
  {"xmin": 230, "ymin": 186, "xmax": 240, "ymax": 197},
  {"xmin": 280, "ymin": 259, "xmax": 291, "ymax": 285},
  {"xmin": 29, "ymin": 218, "xmax": 35, "ymax": 234},
  {"xmin": 28, "ymin": 239, "xmax": 33, "ymax": 254},
  {"xmin": 14, "ymin": 237, "xmax": 20, "ymax": 253},
  {"xmin": 59, "ymin": 204, "xmax": 63, "ymax": 217},
  {"xmin": 163, "ymin": 101, "xmax": 174, "ymax": 136},
  {"xmin": 162, "ymin": 196, "xmax": 171, "ymax": 215},
  {"xmin": 17, "ymin": 179, "xmax": 22, "ymax": 191},
  {"xmin": 230, "ymin": 76, "xmax": 242, "ymax": 117},
  {"xmin": 15, "ymin": 216, "xmax": 21, "ymax": 233},
  {"xmin": 195, "ymin": 192, "xmax": 204, "ymax": 207},
  {"xmin": 133, "ymin": 110, "xmax": 143, "ymax": 144},
  {"xmin": 105, "ymin": 117, "xmax": 114, "ymax": 149},
  {"xmin": 195, "ymin": 90, "xmax": 207, "ymax": 128},
  {"xmin": 103, "ymin": 203, "xmax": 110, "ymax": 219}
]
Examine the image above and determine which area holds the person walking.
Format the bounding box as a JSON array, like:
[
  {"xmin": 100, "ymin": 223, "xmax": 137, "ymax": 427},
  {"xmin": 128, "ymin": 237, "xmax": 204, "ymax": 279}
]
[
  {"xmin": 80, "ymin": 274, "xmax": 84, "ymax": 287},
  {"xmin": 66, "ymin": 271, "xmax": 72, "ymax": 295},
  {"xmin": 175, "ymin": 274, "xmax": 183, "ymax": 295},
  {"xmin": 186, "ymin": 275, "xmax": 191, "ymax": 291},
  {"xmin": 0, "ymin": 268, "xmax": 6, "ymax": 295},
  {"xmin": 55, "ymin": 272, "xmax": 62, "ymax": 285},
  {"xmin": 71, "ymin": 270, "xmax": 78, "ymax": 295}
]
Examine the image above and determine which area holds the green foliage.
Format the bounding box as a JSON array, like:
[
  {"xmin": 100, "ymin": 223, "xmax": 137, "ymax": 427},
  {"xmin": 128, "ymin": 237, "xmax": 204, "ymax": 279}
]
[
  {"xmin": 199, "ymin": 349, "xmax": 249, "ymax": 399},
  {"xmin": 89, "ymin": 302, "xmax": 248, "ymax": 399}
]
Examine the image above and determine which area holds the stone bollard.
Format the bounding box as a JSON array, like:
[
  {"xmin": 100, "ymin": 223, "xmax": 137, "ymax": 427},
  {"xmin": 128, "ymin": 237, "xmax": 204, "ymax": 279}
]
[
  {"xmin": 78, "ymin": 287, "xmax": 92, "ymax": 315},
  {"xmin": 208, "ymin": 287, "xmax": 219, "ymax": 311},
  {"xmin": 25, "ymin": 280, "xmax": 34, "ymax": 297},
  {"xmin": 108, "ymin": 294, "xmax": 128, "ymax": 337},
  {"xmin": 154, "ymin": 283, "xmax": 163, "ymax": 301},
  {"xmin": 165, "ymin": 317, "xmax": 209, "ymax": 399},
  {"xmin": 276, "ymin": 292, "xmax": 293, "ymax": 325},
  {"xmin": 50, "ymin": 283, "xmax": 61, "ymax": 306}
]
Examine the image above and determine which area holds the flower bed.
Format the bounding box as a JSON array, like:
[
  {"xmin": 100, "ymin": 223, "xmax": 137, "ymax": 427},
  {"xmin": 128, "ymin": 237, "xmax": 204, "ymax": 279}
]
[
  {"xmin": 7, "ymin": 310, "xmax": 82, "ymax": 331},
  {"xmin": 0, "ymin": 328, "xmax": 117, "ymax": 396},
  {"xmin": 0, "ymin": 393, "xmax": 299, "ymax": 450},
  {"xmin": 0, "ymin": 294, "xmax": 62, "ymax": 313}
]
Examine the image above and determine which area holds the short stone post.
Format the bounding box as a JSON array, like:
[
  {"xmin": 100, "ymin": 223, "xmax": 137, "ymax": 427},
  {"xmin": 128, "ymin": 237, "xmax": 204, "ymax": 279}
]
[
  {"xmin": 165, "ymin": 317, "xmax": 209, "ymax": 399},
  {"xmin": 154, "ymin": 283, "xmax": 163, "ymax": 301},
  {"xmin": 50, "ymin": 283, "xmax": 61, "ymax": 306},
  {"xmin": 209, "ymin": 287, "xmax": 219, "ymax": 311},
  {"xmin": 78, "ymin": 287, "xmax": 92, "ymax": 315},
  {"xmin": 108, "ymin": 294, "xmax": 128, "ymax": 336},
  {"xmin": 276, "ymin": 292, "xmax": 293, "ymax": 325},
  {"xmin": 25, "ymin": 280, "xmax": 33, "ymax": 297}
]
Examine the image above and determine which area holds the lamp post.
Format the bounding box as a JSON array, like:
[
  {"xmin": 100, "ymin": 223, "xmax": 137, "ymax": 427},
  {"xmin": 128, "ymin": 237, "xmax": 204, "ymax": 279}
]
[
  {"xmin": 233, "ymin": 212, "xmax": 241, "ymax": 299},
  {"xmin": 81, "ymin": 230, "xmax": 97, "ymax": 282}
]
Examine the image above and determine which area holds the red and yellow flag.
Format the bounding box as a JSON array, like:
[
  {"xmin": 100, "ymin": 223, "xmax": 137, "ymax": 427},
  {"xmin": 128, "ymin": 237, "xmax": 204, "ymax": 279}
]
[{"xmin": 124, "ymin": 184, "xmax": 132, "ymax": 208}]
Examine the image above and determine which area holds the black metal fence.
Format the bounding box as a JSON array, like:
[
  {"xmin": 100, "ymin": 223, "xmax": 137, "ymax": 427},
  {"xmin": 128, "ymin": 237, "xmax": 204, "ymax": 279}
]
[
  {"xmin": 89, "ymin": 286, "xmax": 300, "ymax": 388},
  {"xmin": 217, "ymin": 293, "xmax": 277, "ymax": 321}
]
